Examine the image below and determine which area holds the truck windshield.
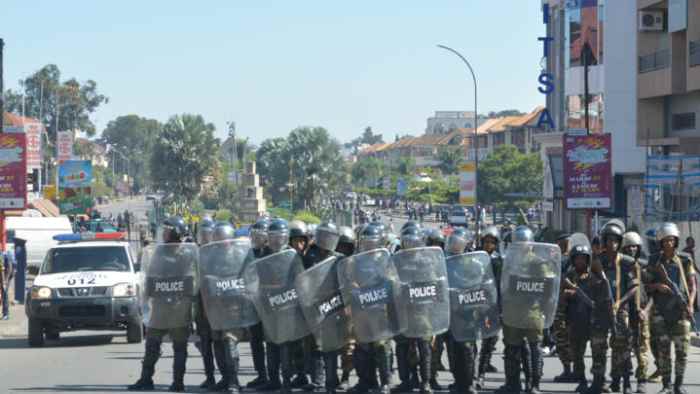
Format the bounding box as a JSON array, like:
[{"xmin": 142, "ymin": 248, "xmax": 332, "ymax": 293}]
[{"xmin": 42, "ymin": 247, "xmax": 130, "ymax": 274}]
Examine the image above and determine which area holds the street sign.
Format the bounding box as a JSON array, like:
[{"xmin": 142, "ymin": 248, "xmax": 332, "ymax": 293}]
[
  {"xmin": 397, "ymin": 178, "xmax": 407, "ymax": 196},
  {"xmin": 57, "ymin": 131, "xmax": 73, "ymax": 163}
]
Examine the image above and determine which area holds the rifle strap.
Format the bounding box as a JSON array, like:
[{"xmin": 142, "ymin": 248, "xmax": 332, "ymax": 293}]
[
  {"xmin": 635, "ymin": 261, "xmax": 641, "ymax": 311},
  {"xmin": 674, "ymin": 255, "xmax": 691, "ymax": 302}
]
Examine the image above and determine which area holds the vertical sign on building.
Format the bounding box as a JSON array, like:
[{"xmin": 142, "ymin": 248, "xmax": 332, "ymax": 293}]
[
  {"xmin": 57, "ymin": 130, "xmax": 73, "ymax": 163},
  {"xmin": 58, "ymin": 160, "xmax": 94, "ymax": 214},
  {"xmin": 24, "ymin": 122, "xmax": 43, "ymax": 170},
  {"xmin": 459, "ymin": 163, "xmax": 476, "ymax": 205},
  {"xmin": 563, "ymin": 133, "xmax": 612, "ymax": 209},
  {"xmin": 0, "ymin": 133, "xmax": 28, "ymax": 209}
]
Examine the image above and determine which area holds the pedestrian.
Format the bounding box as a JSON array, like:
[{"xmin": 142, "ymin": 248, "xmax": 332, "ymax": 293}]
[
  {"xmin": 682, "ymin": 236, "xmax": 695, "ymax": 264},
  {"xmin": 13, "ymin": 238, "xmax": 26, "ymax": 305},
  {"xmin": 644, "ymin": 222, "xmax": 695, "ymax": 394},
  {"xmin": 2, "ymin": 248, "xmax": 14, "ymax": 319}
]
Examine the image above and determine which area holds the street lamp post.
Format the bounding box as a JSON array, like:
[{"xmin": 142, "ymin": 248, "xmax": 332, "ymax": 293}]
[{"xmin": 437, "ymin": 44, "xmax": 480, "ymax": 231}]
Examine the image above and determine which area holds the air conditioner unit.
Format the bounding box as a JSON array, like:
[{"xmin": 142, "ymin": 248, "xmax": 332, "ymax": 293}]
[{"xmin": 639, "ymin": 11, "xmax": 664, "ymax": 32}]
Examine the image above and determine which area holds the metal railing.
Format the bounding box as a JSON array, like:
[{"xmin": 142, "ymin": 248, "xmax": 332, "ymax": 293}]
[
  {"xmin": 639, "ymin": 49, "xmax": 670, "ymax": 73},
  {"xmin": 690, "ymin": 40, "xmax": 700, "ymax": 67}
]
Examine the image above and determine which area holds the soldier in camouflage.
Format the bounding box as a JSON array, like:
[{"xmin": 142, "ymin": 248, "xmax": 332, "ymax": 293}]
[
  {"xmin": 599, "ymin": 221, "xmax": 638, "ymax": 394},
  {"xmin": 621, "ymin": 231, "xmax": 651, "ymax": 394},
  {"xmin": 553, "ymin": 233, "xmax": 577, "ymax": 384},
  {"xmin": 643, "ymin": 223, "xmax": 696, "ymax": 394}
]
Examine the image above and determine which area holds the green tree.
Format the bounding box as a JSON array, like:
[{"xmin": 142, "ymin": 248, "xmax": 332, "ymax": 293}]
[
  {"xmin": 487, "ymin": 109, "xmax": 525, "ymax": 118},
  {"xmin": 477, "ymin": 145, "xmax": 543, "ymax": 209},
  {"xmin": 437, "ymin": 148, "xmax": 464, "ymax": 175},
  {"xmin": 4, "ymin": 64, "xmax": 108, "ymax": 139},
  {"xmin": 100, "ymin": 115, "xmax": 162, "ymax": 193},
  {"xmin": 150, "ymin": 114, "xmax": 219, "ymax": 203},
  {"xmin": 351, "ymin": 157, "xmax": 384, "ymax": 187},
  {"xmin": 344, "ymin": 126, "xmax": 385, "ymax": 154},
  {"xmin": 397, "ymin": 157, "xmax": 416, "ymax": 176}
]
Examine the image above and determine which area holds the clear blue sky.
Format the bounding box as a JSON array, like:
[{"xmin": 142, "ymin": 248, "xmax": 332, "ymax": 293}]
[{"xmin": 3, "ymin": 1, "xmax": 545, "ymax": 144}]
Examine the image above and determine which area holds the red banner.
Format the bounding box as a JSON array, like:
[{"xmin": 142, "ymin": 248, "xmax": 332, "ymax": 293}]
[
  {"xmin": 24, "ymin": 122, "xmax": 43, "ymax": 170},
  {"xmin": 563, "ymin": 133, "xmax": 612, "ymax": 209},
  {"xmin": 0, "ymin": 134, "xmax": 28, "ymax": 210}
]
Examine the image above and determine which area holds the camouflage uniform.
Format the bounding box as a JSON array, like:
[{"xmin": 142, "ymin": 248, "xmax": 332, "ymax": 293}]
[
  {"xmin": 553, "ymin": 254, "xmax": 575, "ymax": 382},
  {"xmin": 601, "ymin": 253, "xmax": 638, "ymax": 390},
  {"xmin": 644, "ymin": 252, "xmax": 695, "ymax": 392},
  {"xmin": 564, "ymin": 266, "xmax": 613, "ymax": 393}
]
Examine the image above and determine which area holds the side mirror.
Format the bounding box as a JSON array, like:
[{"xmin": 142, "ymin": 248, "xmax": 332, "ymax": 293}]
[{"xmin": 133, "ymin": 263, "xmax": 141, "ymax": 272}]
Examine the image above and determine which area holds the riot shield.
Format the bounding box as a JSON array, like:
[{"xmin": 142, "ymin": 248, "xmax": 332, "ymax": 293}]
[
  {"xmin": 244, "ymin": 249, "xmax": 310, "ymax": 344},
  {"xmin": 199, "ymin": 238, "xmax": 259, "ymax": 330},
  {"xmin": 296, "ymin": 256, "xmax": 351, "ymax": 352},
  {"xmin": 142, "ymin": 243, "xmax": 199, "ymax": 330},
  {"xmin": 446, "ymin": 251, "xmax": 500, "ymax": 342},
  {"xmin": 391, "ymin": 246, "xmax": 450, "ymax": 338},
  {"xmin": 337, "ymin": 248, "xmax": 405, "ymax": 344},
  {"xmin": 501, "ymin": 242, "xmax": 561, "ymax": 330}
]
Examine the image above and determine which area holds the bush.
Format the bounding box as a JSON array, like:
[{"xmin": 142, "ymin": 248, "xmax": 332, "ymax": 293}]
[
  {"xmin": 268, "ymin": 207, "xmax": 292, "ymax": 220},
  {"xmin": 293, "ymin": 210, "xmax": 321, "ymax": 224},
  {"xmin": 214, "ymin": 209, "xmax": 232, "ymax": 222}
]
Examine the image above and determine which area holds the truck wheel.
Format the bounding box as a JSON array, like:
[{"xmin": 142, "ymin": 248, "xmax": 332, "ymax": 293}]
[
  {"xmin": 28, "ymin": 318, "xmax": 45, "ymax": 347},
  {"xmin": 127, "ymin": 320, "xmax": 143, "ymax": 343}
]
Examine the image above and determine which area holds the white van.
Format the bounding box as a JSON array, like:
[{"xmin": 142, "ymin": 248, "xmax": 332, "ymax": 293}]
[{"xmin": 6, "ymin": 216, "xmax": 74, "ymax": 272}]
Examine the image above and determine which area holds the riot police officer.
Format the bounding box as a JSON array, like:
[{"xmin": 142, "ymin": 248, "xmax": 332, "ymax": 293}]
[
  {"xmin": 476, "ymin": 225, "xmax": 502, "ymax": 390},
  {"xmin": 260, "ymin": 219, "xmax": 297, "ymax": 392},
  {"xmin": 129, "ymin": 216, "xmax": 197, "ymax": 392},
  {"xmin": 290, "ymin": 220, "xmax": 311, "ymax": 263},
  {"xmin": 392, "ymin": 226, "xmax": 433, "ymax": 394},
  {"xmin": 302, "ymin": 222, "xmax": 343, "ymax": 392},
  {"xmin": 350, "ymin": 224, "xmax": 392, "ymax": 394},
  {"xmin": 247, "ymin": 218, "xmax": 270, "ymax": 389},
  {"xmin": 195, "ymin": 217, "xmax": 218, "ymax": 390},
  {"xmin": 423, "ymin": 227, "xmax": 447, "ymax": 390},
  {"xmin": 208, "ymin": 222, "xmax": 243, "ymax": 393},
  {"xmin": 335, "ymin": 226, "xmax": 357, "ymax": 390},
  {"xmin": 644, "ymin": 223, "xmax": 696, "ymax": 394}
]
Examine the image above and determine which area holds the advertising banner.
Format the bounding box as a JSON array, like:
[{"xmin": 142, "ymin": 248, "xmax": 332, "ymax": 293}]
[
  {"xmin": 0, "ymin": 134, "xmax": 28, "ymax": 210},
  {"xmin": 58, "ymin": 160, "xmax": 94, "ymax": 214},
  {"xmin": 24, "ymin": 122, "xmax": 43, "ymax": 170},
  {"xmin": 57, "ymin": 131, "xmax": 74, "ymax": 164},
  {"xmin": 563, "ymin": 133, "xmax": 611, "ymax": 209},
  {"xmin": 644, "ymin": 155, "xmax": 700, "ymax": 220},
  {"xmin": 459, "ymin": 162, "xmax": 476, "ymax": 205}
]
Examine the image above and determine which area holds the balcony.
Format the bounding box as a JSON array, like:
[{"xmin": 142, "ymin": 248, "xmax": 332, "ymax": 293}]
[{"xmin": 639, "ymin": 49, "xmax": 670, "ymax": 73}]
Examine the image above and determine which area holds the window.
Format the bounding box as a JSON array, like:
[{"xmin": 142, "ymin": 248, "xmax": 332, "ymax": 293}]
[
  {"xmin": 690, "ymin": 40, "xmax": 700, "ymax": 67},
  {"xmin": 566, "ymin": 0, "xmax": 603, "ymax": 68},
  {"xmin": 567, "ymin": 93, "xmax": 604, "ymax": 133},
  {"xmin": 492, "ymin": 132, "xmax": 505, "ymax": 146},
  {"xmin": 42, "ymin": 247, "xmax": 130, "ymax": 274},
  {"xmin": 672, "ymin": 113, "xmax": 696, "ymax": 131}
]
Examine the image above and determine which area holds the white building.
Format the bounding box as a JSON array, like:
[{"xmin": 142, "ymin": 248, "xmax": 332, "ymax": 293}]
[{"xmin": 425, "ymin": 111, "xmax": 489, "ymax": 135}]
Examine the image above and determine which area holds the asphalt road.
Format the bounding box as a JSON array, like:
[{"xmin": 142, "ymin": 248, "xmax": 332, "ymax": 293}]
[{"xmin": 2, "ymin": 326, "xmax": 700, "ymax": 393}]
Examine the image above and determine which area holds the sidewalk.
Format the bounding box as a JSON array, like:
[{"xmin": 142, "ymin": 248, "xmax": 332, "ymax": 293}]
[{"xmin": 0, "ymin": 302, "xmax": 28, "ymax": 338}]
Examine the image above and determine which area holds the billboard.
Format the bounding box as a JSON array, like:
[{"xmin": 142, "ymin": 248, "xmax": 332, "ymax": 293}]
[
  {"xmin": 0, "ymin": 134, "xmax": 28, "ymax": 210},
  {"xmin": 644, "ymin": 155, "xmax": 700, "ymax": 220},
  {"xmin": 459, "ymin": 162, "xmax": 476, "ymax": 205},
  {"xmin": 563, "ymin": 133, "xmax": 611, "ymax": 209},
  {"xmin": 58, "ymin": 160, "xmax": 94, "ymax": 215}
]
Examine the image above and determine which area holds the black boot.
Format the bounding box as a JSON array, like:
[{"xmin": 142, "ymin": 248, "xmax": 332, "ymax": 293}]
[
  {"xmin": 463, "ymin": 343, "xmax": 477, "ymax": 394},
  {"xmin": 213, "ymin": 340, "xmax": 231, "ymax": 392},
  {"xmin": 528, "ymin": 341, "xmax": 542, "ymax": 394},
  {"xmin": 495, "ymin": 345, "xmax": 522, "ymax": 394},
  {"xmin": 248, "ymin": 323, "xmax": 268, "ymax": 388},
  {"xmin": 377, "ymin": 344, "xmax": 393, "ymax": 394},
  {"xmin": 261, "ymin": 343, "xmax": 281, "ymax": 391},
  {"xmin": 610, "ymin": 377, "xmax": 621, "ymax": 393},
  {"xmin": 392, "ymin": 341, "xmax": 412, "ymax": 393},
  {"xmin": 128, "ymin": 337, "xmax": 160, "ymax": 391},
  {"xmin": 199, "ymin": 336, "xmax": 216, "ymax": 390},
  {"xmin": 554, "ymin": 363, "xmax": 577, "ymax": 383},
  {"xmin": 417, "ymin": 340, "xmax": 432, "ymax": 394},
  {"xmin": 304, "ymin": 352, "xmax": 326, "ymax": 391},
  {"xmin": 657, "ymin": 376, "xmax": 671, "ymax": 394},
  {"xmin": 673, "ymin": 375, "xmax": 687, "ymax": 394},
  {"xmin": 586, "ymin": 375, "xmax": 604, "ymax": 394},
  {"xmin": 622, "ymin": 376, "xmax": 632, "ymax": 394},
  {"xmin": 169, "ymin": 341, "xmax": 187, "ymax": 392},
  {"xmin": 576, "ymin": 379, "xmax": 589, "ymax": 394}
]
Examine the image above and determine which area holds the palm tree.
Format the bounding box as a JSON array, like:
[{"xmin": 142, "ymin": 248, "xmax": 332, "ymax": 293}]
[{"xmin": 437, "ymin": 148, "xmax": 464, "ymax": 175}]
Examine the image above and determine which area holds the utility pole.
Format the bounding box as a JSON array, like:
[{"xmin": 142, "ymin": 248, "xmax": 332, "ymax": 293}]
[{"xmin": 0, "ymin": 38, "xmax": 5, "ymax": 253}]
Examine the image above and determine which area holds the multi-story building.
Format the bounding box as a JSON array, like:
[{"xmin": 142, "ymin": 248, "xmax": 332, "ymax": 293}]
[
  {"xmin": 537, "ymin": 0, "xmax": 647, "ymax": 232},
  {"xmin": 425, "ymin": 111, "xmax": 489, "ymax": 135}
]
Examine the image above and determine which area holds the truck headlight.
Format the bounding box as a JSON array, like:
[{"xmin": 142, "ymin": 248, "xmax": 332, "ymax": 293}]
[
  {"xmin": 31, "ymin": 286, "xmax": 52, "ymax": 299},
  {"xmin": 112, "ymin": 283, "xmax": 136, "ymax": 297}
]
